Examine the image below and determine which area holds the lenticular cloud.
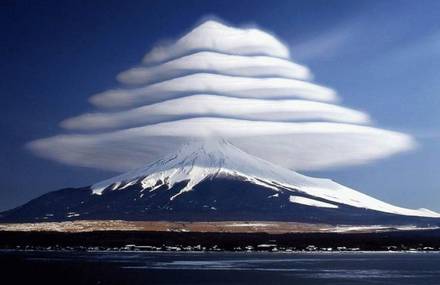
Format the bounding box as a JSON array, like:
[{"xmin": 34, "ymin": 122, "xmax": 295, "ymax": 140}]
[{"xmin": 28, "ymin": 20, "xmax": 415, "ymax": 172}]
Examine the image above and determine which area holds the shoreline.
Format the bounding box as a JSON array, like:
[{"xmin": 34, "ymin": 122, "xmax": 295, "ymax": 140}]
[
  {"xmin": 2, "ymin": 248, "xmax": 440, "ymax": 253},
  {"xmin": 1, "ymin": 227, "xmax": 440, "ymax": 252}
]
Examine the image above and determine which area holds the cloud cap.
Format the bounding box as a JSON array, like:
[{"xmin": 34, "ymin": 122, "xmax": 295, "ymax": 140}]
[
  {"xmin": 143, "ymin": 20, "xmax": 290, "ymax": 64},
  {"xmin": 27, "ymin": 19, "xmax": 415, "ymax": 173}
]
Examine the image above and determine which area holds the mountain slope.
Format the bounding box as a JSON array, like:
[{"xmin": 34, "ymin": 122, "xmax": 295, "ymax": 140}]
[
  {"xmin": 91, "ymin": 140, "xmax": 438, "ymax": 218},
  {"xmin": 1, "ymin": 140, "xmax": 439, "ymax": 225}
]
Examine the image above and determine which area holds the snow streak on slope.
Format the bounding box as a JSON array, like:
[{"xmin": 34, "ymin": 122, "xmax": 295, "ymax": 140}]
[
  {"xmin": 289, "ymin": 195, "xmax": 339, "ymax": 209},
  {"xmin": 92, "ymin": 140, "xmax": 440, "ymax": 218}
]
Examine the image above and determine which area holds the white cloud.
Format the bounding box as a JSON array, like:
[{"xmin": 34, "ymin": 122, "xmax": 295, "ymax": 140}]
[
  {"xmin": 62, "ymin": 95, "xmax": 369, "ymax": 131},
  {"xmin": 143, "ymin": 20, "xmax": 289, "ymax": 64},
  {"xmin": 29, "ymin": 118, "xmax": 414, "ymax": 172},
  {"xmin": 27, "ymin": 19, "xmax": 415, "ymax": 173},
  {"xmin": 90, "ymin": 73, "xmax": 337, "ymax": 108},
  {"xmin": 118, "ymin": 51, "xmax": 311, "ymax": 85}
]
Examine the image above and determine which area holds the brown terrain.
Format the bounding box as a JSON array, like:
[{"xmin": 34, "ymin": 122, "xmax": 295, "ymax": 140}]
[{"xmin": 0, "ymin": 220, "xmax": 433, "ymax": 233}]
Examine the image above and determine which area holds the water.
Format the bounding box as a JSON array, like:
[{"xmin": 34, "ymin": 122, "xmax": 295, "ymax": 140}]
[{"xmin": 1, "ymin": 250, "xmax": 439, "ymax": 284}]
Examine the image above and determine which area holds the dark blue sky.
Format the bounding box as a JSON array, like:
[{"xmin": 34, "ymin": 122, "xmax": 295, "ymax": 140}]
[{"xmin": 1, "ymin": 0, "xmax": 439, "ymax": 211}]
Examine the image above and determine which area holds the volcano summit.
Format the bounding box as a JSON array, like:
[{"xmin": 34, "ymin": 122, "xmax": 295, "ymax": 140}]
[{"xmin": 1, "ymin": 140, "xmax": 439, "ymax": 226}]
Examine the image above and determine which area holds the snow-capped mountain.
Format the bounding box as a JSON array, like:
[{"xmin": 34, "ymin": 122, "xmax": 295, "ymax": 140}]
[
  {"xmin": 93, "ymin": 139, "xmax": 438, "ymax": 218},
  {"xmin": 1, "ymin": 140, "xmax": 439, "ymax": 225}
]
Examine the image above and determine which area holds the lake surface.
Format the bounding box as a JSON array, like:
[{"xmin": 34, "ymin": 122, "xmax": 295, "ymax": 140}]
[{"xmin": 1, "ymin": 250, "xmax": 439, "ymax": 284}]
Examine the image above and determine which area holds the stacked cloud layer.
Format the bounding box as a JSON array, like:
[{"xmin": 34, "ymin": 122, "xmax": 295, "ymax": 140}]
[{"xmin": 28, "ymin": 20, "xmax": 415, "ymax": 172}]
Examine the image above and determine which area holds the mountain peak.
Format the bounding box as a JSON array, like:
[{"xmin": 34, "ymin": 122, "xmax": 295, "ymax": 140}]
[
  {"xmin": 3, "ymin": 139, "xmax": 439, "ymax": 223},
  {"xmin": 91, "ymin": 139, "xmax": 264, "ymax": 199},
  {"xmin": 90, "ymin": 140, "xmax": 440, "ymax": 218}
]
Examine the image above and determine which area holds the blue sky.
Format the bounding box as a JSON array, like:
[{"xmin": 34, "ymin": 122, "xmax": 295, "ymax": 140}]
[{"xmin": 1, "ymin": 0, "xmax": 439, "ymax": 211}]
